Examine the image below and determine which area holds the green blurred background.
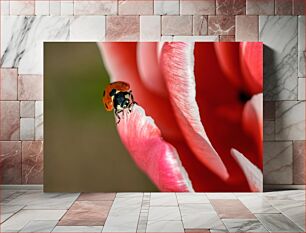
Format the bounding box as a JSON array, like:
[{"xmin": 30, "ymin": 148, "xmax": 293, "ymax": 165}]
[{"xmin": 44, "ymin": 42, "xmax": 158, "ymax": 192}]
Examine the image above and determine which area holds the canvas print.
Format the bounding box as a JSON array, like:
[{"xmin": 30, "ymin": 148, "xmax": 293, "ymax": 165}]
[{"xmin": 44, "ymin": 42, "xmax": 263, "ymax": 192}]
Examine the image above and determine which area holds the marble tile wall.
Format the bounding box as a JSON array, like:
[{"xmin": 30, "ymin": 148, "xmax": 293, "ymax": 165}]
[{"xmin": 0, "ymin": 0, "xmax": 305, "ymax": 186}]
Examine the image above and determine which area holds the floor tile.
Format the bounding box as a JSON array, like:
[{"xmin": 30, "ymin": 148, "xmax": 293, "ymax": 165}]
[
  {"xmin": 267, "ymin": 200, "xmax": 305, "ymax": 230},
  {"xmin": 6, "ymin": 191, "xmax": 80, "ymax": 209},
  {"xmin": 238, "ymin": 196, "xmax": 279, "ymax": 213},
  {"xmin": 263, "ymin": 190, "xmax": 305, "ymax": 201},
  {"xmin": 148, "ymin": 206, "xmax": 181, "ymax": 221},
  {"xmin": 1, "ymin": 204, "xmax": 24, "ymax": 223},
  {"xmin": 116, "ymin": 192, "xmax": 143, "ymax": 198},
  {"xmin": 146, "ymin": 220, "xmax": 184, "ymax": 232},
  {"xmin": 58, "ymin": 201, "xmax": 113, "ymax": 226},
  {"xmin": 210, "ymin": 199, "xmax": 256, "ymax": 219},
  {"xmin": 52, "ymin": 226, "xmax": 103, "ymax": 232},
  {"xmin": 256, "ymin": 213, "xmax": 304, "ymax": 232},
  {"xmin": 102, "ymin": 205, "xmax": 141, "ymax": 232},
  {"xmin": 150, "ymin": 193, "xmax": 178, "ymax": 206},
  {"xmin": 176, "ymin": 193, "xmax": 210, "ymax": 204},
  {"xmin": 77, "ymin": 193, "xmax": 116, "ymax": 201},
  {"xmin": 222, "ymin": 219, "xmax": 268, "ymax": 232},
  {"xmin": 0, "ymin": 209, "xmax": 66, "ymax": 232},
  {"xmin": 180, "ymin": 204, "xmax": 220, "ymax": 229},
  {"xmin": 206, "ymin": 193, "xmax": 236, "ymax": 199},
  {"xmin": 20, "ymin": 220, "xmax": 58, "ymax": 232}
]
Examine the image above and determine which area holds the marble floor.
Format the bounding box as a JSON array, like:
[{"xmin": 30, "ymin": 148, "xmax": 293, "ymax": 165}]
[{"xmin": 0, "ymin": 189, "xmax": 305, "ymax": 232}]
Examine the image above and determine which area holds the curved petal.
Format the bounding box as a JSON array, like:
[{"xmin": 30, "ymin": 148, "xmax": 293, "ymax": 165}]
[
  {"xmin": 194, "ymin": 42, "xmax": 260, "ymax": 186},
  {"xmin": 137, "ymin": 43, "xmax": 168, "ymax": 97},
  {"xmin": 117, "ymin": 105, "xmax": 193, "ymax": 192},
  {"xmin": 242, "ymin": 93, "xmax": 263, "ymax": 168},
  {"xmin": 214, "ymin": 42, "xmax": 244, "ymax": 90},
  {"xmin": 98, "ymin": 42, "xmax": 182, "ymax": 140},
  {"xmin": 239, "ymin": 42, "xmax": 263, "ymax": 94},
  {"xmin": 231, "ymin": 148, "xmax": 263, "ymax": 192},
  {"xmin": 161, "ymin": 42, "xmax": 229, "ymax": 181}
]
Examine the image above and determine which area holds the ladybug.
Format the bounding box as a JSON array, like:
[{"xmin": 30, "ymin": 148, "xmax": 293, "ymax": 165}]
[{"xmin": 102, "ymin": 81, "xmax": 137, "ymax": 124}]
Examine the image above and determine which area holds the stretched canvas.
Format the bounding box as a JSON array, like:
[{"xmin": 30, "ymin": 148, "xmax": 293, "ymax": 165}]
[{"xmin": 44, "ymin": 42, "xmax": 263, "ymax": 192}]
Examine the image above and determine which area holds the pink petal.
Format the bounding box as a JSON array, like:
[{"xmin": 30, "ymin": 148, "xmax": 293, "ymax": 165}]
[
  {"xmin": 231, "ymin": 148, "xmax": 263, "ymax": 192},
  {"xmin": 137, "ymin": 43, "xmax": 168, "ymax": 97},
  {"xmin": 117, "ymin": 105, "xmax": 193, "ymax": 192},
  {"xmin": 242, "ymin": 93, "xmax": 263, "ymax": 167},
  {"xmin": 161, "ymin": 42, "xmax": 229, "ymax": 181}
]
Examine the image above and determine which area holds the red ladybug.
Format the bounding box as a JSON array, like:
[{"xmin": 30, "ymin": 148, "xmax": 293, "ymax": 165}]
[{"xmin": 102, "ymin": 81, "xmax": 137, "ymax": 124}]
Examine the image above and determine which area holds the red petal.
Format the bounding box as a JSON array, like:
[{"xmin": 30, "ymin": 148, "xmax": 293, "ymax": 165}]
[
  {"xmin": 137, "ymin": 43, "xmax": 168, "ymax": 97},
  {"xmin": 117, "ymin": 105, "xmax": 193, "ymax": 192},
  {"xmin": 239, "ymin": 42, "xmax": 263, "ymax": 94},
  {"xmin": 161, "ymin": 42, "xmax": 229, "ymax": 181},
  {"xmin": 194, "ymin": 42, "xmax": 261, "ymax": 187},
  {"xmin": 231, "ymin": 149, "xmax": 263, "ymax": 192}
]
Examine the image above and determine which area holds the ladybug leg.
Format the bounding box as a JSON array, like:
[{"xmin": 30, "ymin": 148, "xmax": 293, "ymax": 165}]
[{"xmin": 114, "ymin": 109, "xmax": 122, "ymax": 124}]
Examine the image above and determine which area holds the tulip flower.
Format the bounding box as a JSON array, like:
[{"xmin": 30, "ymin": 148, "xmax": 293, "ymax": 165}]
[{"xmin": 98, "ymin": 42, "xmax": 263, "ymax": 192}]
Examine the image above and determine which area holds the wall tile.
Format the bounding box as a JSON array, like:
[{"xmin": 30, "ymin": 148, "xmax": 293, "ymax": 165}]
[
  {"xmin": 0, "ymin": 141, "xmax": 22, "ymax": 184},
  {"xmin": 298, "ymin": 78, "xmax": 305, "ymax": 100},
  {"xmin": 236, "ymin": 15, "xmax": 258, "ymax": 41},
  {"xmin": 293, "ymin": 140, "xmax": 305, "ymax": 184},
  {"xmin": 22, "ymin": 141, "xmax": 43, "ymax": 184},
  {"xmin": 298, "ymin": 16, "xmax": 305, "ymax": 78},
  {"xmin": 162, "ymin": 16, "xmax": 192, "ymax": 36},
  {"xmin": 61, "ymin": 1, "xmax": 74, "ymax": 16},
  {"xmin": 246, "ymin": 0, "xmax": 274, "ymax": 15},
  {"xmin": 106, "ymin": 16, "xmax": 139, "ymax": 41},
  {"xmin": 193, "ymin": 16, "xmax": 208, "ymax": 36},
  {"xmin": 119, "ymin": 0, "xmax": 153, "ymax": 15},
  {"xmin": 208, "ymin": 16, "xmax": 235, "ymax": 35},
  {"xmin": 35, "ymin": 1, "xmax": 50, "ymax": 16},
  {"xmin": 20, "ymin": 101, "xmax": 35, "ymax": 118},
  {"xmin": 0, "ymin": 101, "xmax": 20, "ymax": 140},
  {"xmin": 216, "ymin": 0, "xmax": 246, "ymax": 15},
  {"xmin": 219, "ymin": 35, "xmax": 235, "ymax": 41},
  {"xmin": 140, "ymin": 16, "xmax": 160, "ymax": 41},
  {"xmin": 70, "ymin": 16, "xmax": 106, "ymax": 41},
  {"xmin": 263, "ymin": 121, "xmax": 275, "ymax": 141},
  {"xmin": 264, "ymin": 141, "xmax": 293, "ymax": 184},
  {"xmin": 275, "ymin": 101, "xmax": 305, "ymax": 140},
  {"xmin": 50, "ymin": 1, "xmax": 61, "ymax": 16},
  {"xmin": 293, "ymin": 0, "xmax": 305, "ymax": 15},
  {"xmin": 260, "ymin": 16, "xmax": 298, "ymax": 100},
  {"xmin": 0, "ymin": 68, "xmax": 18, "ymax": 100},
  {"xmin": 275, "ymin": 0, "xmax": 293, "ymax": 15},
  {"xmin": 263, "ymin": 101, "xmax": 275, "ymax": 120},
  {"xmin": 154, "ymin": 0, "xmax": 179, "ymax": 15},
  {"xmin": 1, "ymin": 0, "xmax": 10, "ymax": 15},
  {"xmin": 18, "ymin": 75, "xmax": 43, "ymax": 100},
  {"xmin": 35, "ymin": 101, "xmax": 43, "ymax": 140},
  {"xmin": 180, "ymin": 0, "xmax": 215, "ymax": 15},
  {"xmin": 1, "ymin": 16, "xmax": 70, "ymax": 75},
  {"xmin": 20, "ymin": 118, "xmax": 35, "ymax": 140},
  {"xmin": 74, "ymin": 1, "xmax": 117, "ymax": 15},
  {"xmin": 10, "ymin": 0, "xmax": 35, "ymax": 15}
]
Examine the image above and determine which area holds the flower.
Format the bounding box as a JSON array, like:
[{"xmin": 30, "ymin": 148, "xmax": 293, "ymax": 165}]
[{"xmin": 98, "ymin": 42, "xmax": 263, "ymax": 192}]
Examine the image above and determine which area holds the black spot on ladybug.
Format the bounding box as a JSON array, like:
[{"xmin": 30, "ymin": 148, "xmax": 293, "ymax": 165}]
[
  {"xmin": 238, "ymin": 91, "xmax": 252, "ymax": 103},
  {"xmin": 103, "ymin": 90, "xmax": 105, "ymax": 97},
  {"xmin": 109, "ymin": 89, "xmax": 116, "ymax": 97},
  {"xmin": 104, "ymin": 103, "xmax": 108, "ymax": 108}
]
